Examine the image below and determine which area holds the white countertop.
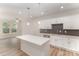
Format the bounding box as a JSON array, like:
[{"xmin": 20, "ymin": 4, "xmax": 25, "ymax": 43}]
[{"xmin": 16, "ymin": 35, "xmax": 49, "ymax": 46}]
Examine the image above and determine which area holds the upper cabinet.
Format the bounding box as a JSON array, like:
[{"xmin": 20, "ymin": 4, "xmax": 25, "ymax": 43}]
[
  {"xmin": 63, "ymin": 17, "xmax": 71, "ymax": 29},
  {"xmin": 39, "ymin": 14, "xmax": 79, "ymax": 29},
  {"xmin": 70, "ymin": 15, "xmax": 79, "ymax": 29},
  {"xmin": 63, "ymin": 15, "xmax": 79, "ymax": 29},
  {"xmin": 56, "ymin": 15, "xmax": 79, "ymax": 29},
  {"xmin": 39, "ymin": 19, "xmax": 56, "ymax": 29},
  {"xmin": 40, "ymin": 14, "xmax": 79, "ymax": 36}
]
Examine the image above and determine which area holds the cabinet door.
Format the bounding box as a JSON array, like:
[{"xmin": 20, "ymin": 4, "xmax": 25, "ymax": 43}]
[
  {"xmin": 50, "ymin": 35, "xmax": 61, "ymax": 46},
  {"xmin": 69, "ymin": 15, "xmax": 79, "ymax": 29},
  {"xmin": 68, "ymin": 37, "xmax": 79, "ymax": 51},
  {"xmin": 57, "ymin": 36, "xmax": 69, "ymax": 48},
  {"xmin": 50, "ymin": 35, "xmax": 68, "ymax": 48},
  {"xmin": 39, "ymin": 19, "xmax": 56, "ymax": 29},
  {"xmin": 50, "ymin": 35, "xmax": 56, "ymax": 45},
  {"xmin": 63, "ymin": 15, "xmax": 79, "ymax": 29},
  {"xmin": 71, "ymin": 19, "xmax": 79, "ymax": 29},
  {"xmin": 63, "ymin": 17, "xmax": 71, "ymax": 29}
]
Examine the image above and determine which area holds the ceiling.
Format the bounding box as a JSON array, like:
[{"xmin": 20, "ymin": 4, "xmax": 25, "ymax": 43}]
[{"xmin": 0, "ymin": 3, "xmax": 79, "ymax": 19}]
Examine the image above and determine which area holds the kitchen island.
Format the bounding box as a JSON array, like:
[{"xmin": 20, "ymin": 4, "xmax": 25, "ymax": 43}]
[{"xmin": 16, "ymin": 35, "xmax": 50, "ymax": 56}]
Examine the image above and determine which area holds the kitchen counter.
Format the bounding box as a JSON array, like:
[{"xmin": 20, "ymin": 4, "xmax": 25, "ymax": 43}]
[
  {"xmin": 16, "ymin": 35, "xmax": 49, "ymax": 46},
  {"xmin": 16, "ymin": 35, "xmax": 50, "ymax": 56}
]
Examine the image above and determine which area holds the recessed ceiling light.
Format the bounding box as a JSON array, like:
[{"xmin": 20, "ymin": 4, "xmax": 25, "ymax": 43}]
[
  {"xmin": 41, "ymin": 12, "xmax": 44, "ymax": 15},
  {"xmin": 26, "ymin": 22, "xmax": 30, "ymax": 26},
  {"xmin": 61, "ymin": 6, "xmax": 64, "ymax": 9},
  {"xmin": 38, "ymin": 21, "xmax": 40, "ymax": 24}
]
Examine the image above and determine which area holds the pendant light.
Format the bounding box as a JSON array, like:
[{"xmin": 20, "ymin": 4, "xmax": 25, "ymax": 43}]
[
  {"xmin": 60, "ymin": 3, "xmax": 64, "ymax": 9},
  {"xmin": 26, "ymin": 7, "xmax": 31, "ymax": 26},
  {"xmin": 27, "ymin": 7, "xmax": 32, "ymax": 18},
  {"xmin": 38, "ymin": 3, "xmax": 44, "ymax": 16}
]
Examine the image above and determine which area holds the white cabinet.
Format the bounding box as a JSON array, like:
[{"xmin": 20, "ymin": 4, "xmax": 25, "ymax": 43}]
[
  {"xmin": 39, "ymin": 14, "xmax": 79, "ymax": 29},
  {"xmin": 50, "ymin": 35, "xmax": 69, "ymax": 48},
  {"xmin": 17, "ymin": 35, "xmax": 50, "ymax": 56},
  {"xmin": 60, "ymin": 36, "xmax": 69, "ymax": 48},
  {"xmin": 39, "ymin": 20, "xmax": 51, "ymax": 29},
  {"xmin": 67, "ymin": 37, "xmax": 79, "ymax": 51},
  {"xmin": 50, "ymin": 35, "xmax": 79, "ymax": 51},
  {"xmin": 63, "ymin": 17, "xmax": 72, "ymax": 29},
  {"xmin": 68, "ymin": 38, "xmax": 77, "ymax": 50},
  {"xmin": 39, "ymin": 19, "xmax": 57, "ymax": 29},
  {"xmin": 55, "ymin": 18, "xmax": 63, "ymax": 24},
  {"xmin": 63, "ymin": 15, "xmax": 79, "ymax": 29},
  {"xmin": 70, "ymin": 15, "xmax": 79, "ymax": 29},
  {"xmin": 50, "ymin": 35, "xmax": 59, "ymax": 46},
  {"xmin": 21, "ymin": 39, "xmax": 50, "ymax": 56}
]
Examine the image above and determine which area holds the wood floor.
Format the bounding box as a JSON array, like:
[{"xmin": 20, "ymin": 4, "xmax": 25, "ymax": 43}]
[
  {"xmin": 50, "ymin": 45, "xmax": 79, "ymax": 56},
  {"xmin": 0, "ymin": 46, "xmax": 79, "ymax": 56},
  {"xmin": 0, "ymin": 48, "xmax": 28, "ymax": 56}
]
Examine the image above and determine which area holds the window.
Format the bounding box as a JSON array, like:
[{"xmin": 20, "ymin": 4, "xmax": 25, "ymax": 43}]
[
  {"xmin": 11, "ymin": 20, "xmax": 17, "ymax": 32},
  {"xmin": 2, "ymin": 20, "xmax": 10, "ymax": 33},
  {"xmin": 2, "ymin": 19, "xmax": 18, "ymax": 33}
]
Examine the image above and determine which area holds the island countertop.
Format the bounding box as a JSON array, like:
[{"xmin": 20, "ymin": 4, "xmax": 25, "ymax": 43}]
[{"xmin": 16, "ymin": 35, "xmax": 49, "ymax": 46}]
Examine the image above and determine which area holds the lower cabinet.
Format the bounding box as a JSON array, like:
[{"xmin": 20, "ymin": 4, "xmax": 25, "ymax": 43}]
[
  {"xmin": 50, "ymin": 35, "xmax": 79, "ymax": 52},
  {"xmin": 50, "ymin": 35, "xmax": 69, "ymax": 48},
  {"xmin": 68, "ymin": 37, "xmax": 79, "ymax": 51}
]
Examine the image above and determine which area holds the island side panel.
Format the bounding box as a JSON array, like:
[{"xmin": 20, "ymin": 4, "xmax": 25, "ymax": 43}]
[{"xmin": 20, "ymin": 39, "xmax": 50, "ymax": 56}]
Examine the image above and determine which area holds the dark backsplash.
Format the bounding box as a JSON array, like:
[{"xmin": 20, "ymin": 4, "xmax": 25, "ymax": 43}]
[{"xmin": 40, "ymin": 23, "xmax": 79, "ymax": 36}]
